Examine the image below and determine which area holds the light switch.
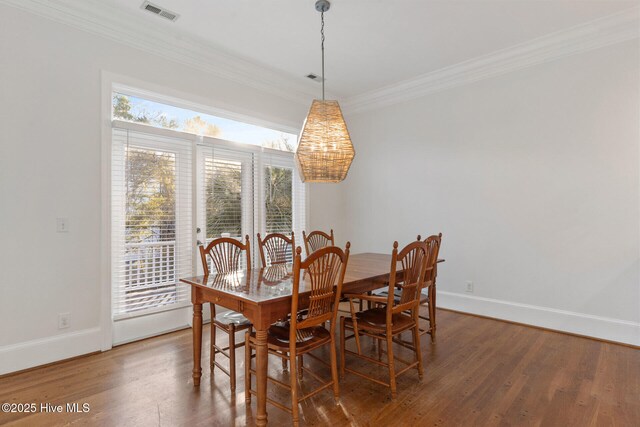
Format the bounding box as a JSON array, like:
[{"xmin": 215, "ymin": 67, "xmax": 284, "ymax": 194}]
[{"xmin": 57, "ymin": 218, "xmax": 69, "ymax": 233}]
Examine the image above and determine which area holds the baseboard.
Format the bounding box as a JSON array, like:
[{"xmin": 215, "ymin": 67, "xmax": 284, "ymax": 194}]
[
  {"xmin": 0, "ymin": 327, "xmax": 102, "ymax": 375},
  {"xmin": 112, "ymin": 305, "xmax": 192, "ymax": 346},
  {"xmin": 437, "ymin": 291, "xmax": 640, "ymax": 347}
]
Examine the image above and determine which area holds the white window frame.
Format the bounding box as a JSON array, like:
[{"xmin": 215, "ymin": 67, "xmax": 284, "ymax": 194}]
[{"xmin": 100, "ymin": 75, "xmax": 306, "ymax": 349}]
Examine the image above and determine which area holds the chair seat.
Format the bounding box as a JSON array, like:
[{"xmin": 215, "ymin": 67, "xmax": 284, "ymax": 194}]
[
  {"xmin": 213, "ymin": 310, "xmax": 252, "ymax": 328},
  {"xmin": 373, "ymin": 289, "xmax": 429, "ymax": 305},
  {"xmin": 256, "ymin": 324, "xmax": 331, "ymax": 353},
  {"xmin": 344, "ymin": 307, "xmax": 416, "ymax": 333}
]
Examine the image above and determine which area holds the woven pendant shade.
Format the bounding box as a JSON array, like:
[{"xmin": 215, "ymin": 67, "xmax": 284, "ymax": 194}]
[{"xmin": 295, "ymin": 99, "xmax": 355, "ymax": 183}]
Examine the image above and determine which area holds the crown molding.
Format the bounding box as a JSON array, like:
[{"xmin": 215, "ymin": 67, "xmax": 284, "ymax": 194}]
[
  {"xmin": 343, "ymin": 6, "xmax": 640, "ymax": 115},
  {"xmin": 0, "ymin": 0, "xmax": 317, "ymax": 105},
  {"xmin": 3, "ymin": 1, "xmax": 638, "ymax": 113}
]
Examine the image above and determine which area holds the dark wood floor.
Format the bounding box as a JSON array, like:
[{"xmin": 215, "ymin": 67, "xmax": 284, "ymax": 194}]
[{"xmin": 1, "ymin": 309, "xmax": 638, "ymax": 426}]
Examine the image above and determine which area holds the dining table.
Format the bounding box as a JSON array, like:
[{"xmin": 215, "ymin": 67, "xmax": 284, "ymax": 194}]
[{"xmin": 180, "ymin": 252, "xmax": 443, "ymax": 426}]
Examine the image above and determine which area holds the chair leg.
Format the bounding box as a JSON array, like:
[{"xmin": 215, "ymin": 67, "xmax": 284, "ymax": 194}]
[
  {"xmin": 353, "ymin": 321, "xmax": 362, "ymax": 355},
  {"xmin": 210, "ymin": 303, "xmax": 216, "ymax": 371},
  {"xmin": 298, "ymin": 355, "xmax": 304, "ymax": 379},
  {"xmin": 290, "ymin": 351, "xmax": 300, "ymax": 427},
  {"xmin": 244, "ymin": 331, "xmax": 251, "ymax": 403},
  {"xmin": 386, "ymin": 333, "xmax": 397, "ymax": 399},
  {"xmin": 329, "ymin": 335, "xmax": 340, "ymax": 402},
  {"xmin": 339, "ymin": 317, "xmax": 346, "ymax": 379},
  {"xmin": 429, "ymin": 285, "xmax": 436, "ymax": 343},
  {"xmin": 282, "ymin": 352, "xmax": 288, "ymax": 370},
  {"xmin": 413, "ymin": 324, "xmax": 424, "ymax": 379},
  {"xmin": 229, "ymin": 323, "xmax": 236, "ymax": 391}
]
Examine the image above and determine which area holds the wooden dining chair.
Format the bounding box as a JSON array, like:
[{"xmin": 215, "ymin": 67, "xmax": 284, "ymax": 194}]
[
  {"xmin": 257, "ymin": 232, "xmax": 295, "ymax": 267},
  {"xmin": 302, "ymin": 229, "xmax": 359, "ymax": 312},
  {"xmin": 302, "ymin": 229, "xmax": 334, "ymax": 256},
  {"xmin": 340, "ymin": 240, "xmax": 430, "ymax": 399},
  {"xmin": 375, "ymin": 234, "xmax": 442, "ymax": 342},
  {"xmin": 257, "ymin": 232, "xmax": 296, "ymax": 369},
  {"xmin": 245, "ymin": 243, "xmax": 350, "ymax": 427},
  {"xmin": 418, "ymin": 234, "xmax": 442, "ymax": 341},
  {"xmin": 199, "ymin": 235, "xmax": 252, "ymax": 392}
]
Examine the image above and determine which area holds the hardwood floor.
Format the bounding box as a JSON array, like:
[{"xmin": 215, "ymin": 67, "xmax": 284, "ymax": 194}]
[{"xmin": 1, "ymin": 309, "xmax": 638, "ymax": 426}]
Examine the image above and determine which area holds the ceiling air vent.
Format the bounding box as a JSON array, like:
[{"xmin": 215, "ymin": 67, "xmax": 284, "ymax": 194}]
[
  {"xmin": 141, "ymin": 1, "xmax": 179, "ymax": 22},
  {"xmin": 306, "ymin": 73, "xmax": 324, "ymax": 83}
]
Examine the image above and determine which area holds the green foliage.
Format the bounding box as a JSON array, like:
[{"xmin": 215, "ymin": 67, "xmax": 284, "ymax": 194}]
[
  {"xmin": 265, "ymin": 166, "xmax": 292, "ymax": 233},
  {"xmin": 125, "ymin": 148, "xmax": 176, "ymax": 243},
  {"xmin": 206, "ymin": 161, "xmax": 242, "ymax": 238},
  {"xmin": 113, "ymin": 94, "xmax": 178, "ymax": 129}
]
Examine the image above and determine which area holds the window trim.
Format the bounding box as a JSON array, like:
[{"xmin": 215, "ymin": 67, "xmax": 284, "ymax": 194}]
[{"xmin": 102, "ymin": 74, "xmax": 307, "ymax": 350}]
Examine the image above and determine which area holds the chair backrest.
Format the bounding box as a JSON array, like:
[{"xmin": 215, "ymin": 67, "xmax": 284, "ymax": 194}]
[
  {"xmin": 199, "ymin": 235, "xmax": 251, "ymax": 276},
  {"xmin": 386, "ymin": 240, "xmax": 429, "ymax": 316},
  {"xmin": 257, "ymin": 232, "xmax": 295, "ymax": 267},
  {"xmin": 302, "ymin": 229, "xmax": 335, "ymax": 256},
  {"xmin": 258, "ymin": 264, "xmax": 292, "ymax": 285},
  {"xmin": 422, "ymin": 233, "xmax": 442, "ymax": 285},
  {"xmin": 290, "ymin": 243, "xmax": 350, "ymax": 342}
]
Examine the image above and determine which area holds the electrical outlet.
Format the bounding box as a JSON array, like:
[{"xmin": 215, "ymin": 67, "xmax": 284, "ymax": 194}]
[
  {"xmin": 58, "ymin": 312, "xmax": 70, "ymax": 329},
  {"xmin": 466, "ymin": 281, "xmax": 474, "ymax": 293},
  {"xmin": 56, "ymin": 218, "xmax": 69, "ymax": 233}
]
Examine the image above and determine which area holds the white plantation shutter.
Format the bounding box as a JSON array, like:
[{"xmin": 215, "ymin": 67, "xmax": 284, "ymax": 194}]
[
  {"xmin": 261, "ymin": 150, "xmax": 307, "ymax": 255},
  {"xmin": 110, "ymin": 119, "xmax": 306, "ymax": 333},
  {"xmin": 111, "ymin": 127, "xmax": 193, "ymax": 318},
  {"xmin": 197, "ymin": 143, "xmax": 257, "ymax": 271}
]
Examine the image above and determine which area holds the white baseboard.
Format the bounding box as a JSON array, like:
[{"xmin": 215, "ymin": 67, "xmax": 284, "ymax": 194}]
[
  {"xmin": 0, "ymin": 305, "xmax": 212, "ymax": 375},
  {"xmin": 0, "ymin": 327, "xmax": 102, "ymax": 375},
  {"xmin": 437, "ymin": 290, "xmax": 640, "ymax": 346},
  {"xmin": 112, "ymin": 305, "xmax": 197, "ymax": 346}
]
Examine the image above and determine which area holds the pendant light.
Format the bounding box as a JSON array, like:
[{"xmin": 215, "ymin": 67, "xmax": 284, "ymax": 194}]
[{"xmin": 295, "ymin": 0, "xmax": 355, "ymax": 183}]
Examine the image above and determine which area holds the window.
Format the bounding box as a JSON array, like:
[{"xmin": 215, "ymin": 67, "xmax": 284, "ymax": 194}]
[
  {"xmin": 111, "ymin": 129, "xmax": 192, "ymax": 318},
  {"xmin": 265, "ymin": 166, "xmax": 293, "ymax": 234},
  {"xmin": 198, "ymin": 146, "xmax": 255, "ymax": 271},
  {"xmin": 110, "ymin": 89, "xmax": 306, "ymax": 341},
  {"xmin": 112, "ymin": 92, "xmax": 297, "ymax": 150},
  {"xmin": 207, "ymin": 159, "xmax": 243, "ymax": 238}
]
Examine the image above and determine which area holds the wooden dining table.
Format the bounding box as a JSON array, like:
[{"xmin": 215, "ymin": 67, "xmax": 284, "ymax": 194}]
[{"xmin": 180, "ymin": 252, "xmax": 442, "ymax": 426}]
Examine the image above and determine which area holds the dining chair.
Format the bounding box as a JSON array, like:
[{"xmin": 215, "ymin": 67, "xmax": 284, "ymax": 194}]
[
  {"xmin": 375, "ymin": 234, "xmax": 442, "ymax": 342},
  {"xmin": 245, "ymin": 243, "xmax": 350, "ymax": 427},
  {"xmin": 302, "ymin": 229, "xmax": 359, "ymax": 313},
  {"xmin": 199, "ymin": 235, "xmax": 252, "ymax": 392},
  {"xmin": 257, "ymin": 232, "xmax": 295, "ymax": 267},
  {"xmin": 418, "ymin": 234, "xmax": 442, "ymax": 341},
  {"xmin": 256, "ymin": 232, "xmax": 296, "ymax": 369},
  {"xmin": 340, "ymin": 240, "xmax": 430, "ymax": 399},
  {"xmin": 302, "ymin": 229, "xmax": 334, "ymax": 256}
]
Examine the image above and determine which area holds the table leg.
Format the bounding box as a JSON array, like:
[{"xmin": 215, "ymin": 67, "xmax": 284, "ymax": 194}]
[
  {"xmin": 255, "ymin": 328, "xmax": 268, "ymax": 426},
  {"xmin": 193, "ymin": 303, "xmax": 203, "ymax": 386}
]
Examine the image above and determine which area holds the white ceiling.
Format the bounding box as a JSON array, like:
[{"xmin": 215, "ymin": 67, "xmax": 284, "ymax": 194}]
[{"xmin": 110, "ymin": 0, "xmax": 637, "ymax": 99}]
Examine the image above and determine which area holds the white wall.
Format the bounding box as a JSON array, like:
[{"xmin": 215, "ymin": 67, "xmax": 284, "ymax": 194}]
[
  {"xmin": 0, "ymin": 5, "xmax": 309, "ymax": 373},
  {"xmin": 1, "ymin": 5, "xmax": 637, "ymax": 376},
  {"xmin": 331, "ymin": 40, "xmax": 640, "ymax": 345}
]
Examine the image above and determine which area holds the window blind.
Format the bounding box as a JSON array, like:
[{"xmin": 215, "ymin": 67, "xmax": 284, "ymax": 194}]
[
  {"xmin": 197, "ymin": 144, "xmax": 256, "ymax": 271},
  {"xmin": 112, "ymin": 128, "xmax": 193, "ymax": 318},
  {"xmin": 261, "ymin": 150, "xmax": 307, "ymax": 256},
  {"xmin": 111, "ymin": 122, "xmax": 306, "ymax": 321}
]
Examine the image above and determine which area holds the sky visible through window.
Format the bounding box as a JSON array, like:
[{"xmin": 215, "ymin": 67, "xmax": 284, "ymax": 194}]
[{"xmin": 112, "ymin": 92, "xmax": 297, "ymax": 152}]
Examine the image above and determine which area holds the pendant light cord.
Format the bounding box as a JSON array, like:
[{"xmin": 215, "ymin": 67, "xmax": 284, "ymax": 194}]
[{"xmin": 321, "ymin": 10, "xmax": 325, "ymax": 101}]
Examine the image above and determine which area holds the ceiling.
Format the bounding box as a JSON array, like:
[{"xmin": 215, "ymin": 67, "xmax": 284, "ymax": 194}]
[{"xmin": 110, "ymin": 0, "xmax": 637, "ymax": 99}]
